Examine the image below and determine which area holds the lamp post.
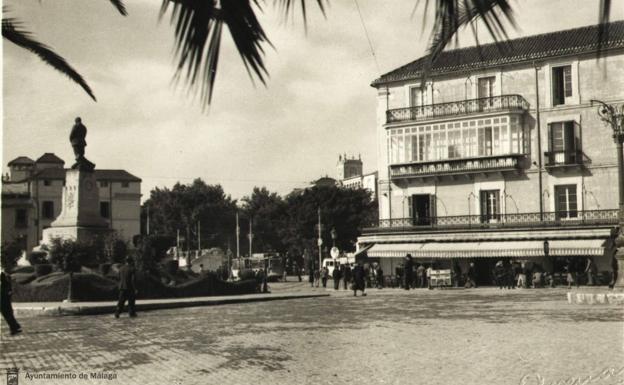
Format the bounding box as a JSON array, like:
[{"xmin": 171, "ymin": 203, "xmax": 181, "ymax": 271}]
[
  {"xmin": 591, "ymin": 99, "xmax": 624, "ymax": 288},
  {"xmin": 331, "ymin": 227, "xmax": 337, "ymax": 248}
]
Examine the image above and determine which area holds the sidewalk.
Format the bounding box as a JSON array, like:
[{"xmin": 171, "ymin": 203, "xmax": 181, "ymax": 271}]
[{"xmin": 12, "ymin": 291, "xmax": 329, "ymax": 317}]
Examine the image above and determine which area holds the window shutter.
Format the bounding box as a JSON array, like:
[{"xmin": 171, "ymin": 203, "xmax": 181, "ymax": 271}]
[
  {"xmin": 407, "ymin": 196, "xmax": 413, "ymax": 223},
  {"xmin": 563, "ymin": 66, "xmax": 573, "ymax": 97},
  {"xmin": 552, "ymin": 68, "xmax": 561, "ymax": 105},
  {"xmin": 429, "ymin": 195, "xmax": 437, "ymax": 222},
  {"xmin": 573, "ymin": 121, "xmax": 582, "ymax": 154},
  {"xmin": 564, "ymin": 121, "xmax": 575, "ymax": 153}
]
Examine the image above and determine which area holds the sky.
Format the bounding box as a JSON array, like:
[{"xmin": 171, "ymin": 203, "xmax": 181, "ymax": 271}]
[{"xmin": 2, "ymin": 0, "xmax": 623, "ymax": 202}]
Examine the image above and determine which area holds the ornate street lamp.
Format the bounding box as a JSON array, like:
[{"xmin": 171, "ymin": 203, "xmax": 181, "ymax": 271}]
[{"xmin": 591, "ymin": 99, "xmax": 624, "ymax": 288}]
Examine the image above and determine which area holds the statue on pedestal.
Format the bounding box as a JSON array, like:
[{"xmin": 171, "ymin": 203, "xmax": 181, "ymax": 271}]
[{"xmin": 70, "ymin": 117, "xmax": 95, "ymax": 171}]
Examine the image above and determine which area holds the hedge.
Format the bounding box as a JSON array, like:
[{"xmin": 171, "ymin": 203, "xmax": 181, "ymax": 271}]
[{"xmin": 11, "ymin": 272, "xmax": 258, "ymax": 302}]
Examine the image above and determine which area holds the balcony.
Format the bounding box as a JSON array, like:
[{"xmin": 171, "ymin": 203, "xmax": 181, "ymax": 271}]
[
  {"xmin": 544, "ymin": 150, "xmax": 583, "ymax": 171},
  {"xmin": 364, "ymin": 209, "xmax": 619, "ymax": 233},
  {"xmin": 386, "ymin": 94, "xmax": 530, "ymax": 124},
  {"xmin": 390, "ymin": 154, "xmax": 524, "ymax": 180}
]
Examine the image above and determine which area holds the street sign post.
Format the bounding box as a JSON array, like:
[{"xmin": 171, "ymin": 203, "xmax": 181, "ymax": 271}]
[{"xmin": 330, "ymin": 246, "xmax": 339, "ymax": 259}]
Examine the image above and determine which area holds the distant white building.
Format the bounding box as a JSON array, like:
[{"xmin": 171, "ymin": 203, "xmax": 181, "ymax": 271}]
[
  {"xmin": 1, "ymin": 153, "xmax": 142, "ymax": 252},
  {"xmin": 336, "ymin": 154, "xmax": 378, "ymax": 201}
]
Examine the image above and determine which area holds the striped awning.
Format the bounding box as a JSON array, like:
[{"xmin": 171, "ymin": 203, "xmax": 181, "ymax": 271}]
[{"xmin": 367, "ymin": 239, "xmax": 606, "ymax": 259}]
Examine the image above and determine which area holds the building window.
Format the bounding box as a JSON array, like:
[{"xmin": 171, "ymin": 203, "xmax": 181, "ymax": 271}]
[
  {"xmin": 100, "ymin": 201, "xmax": 111, "ymax": 218},
  {"xmin": 410, "ymin": 86, "xmax": 428, "ymax": 107},
  {"xmin": 121, "ymin": 182, "xmax": 129, "ymax": 188},
  {"xmin": 15, "ymin": 209, "xmax": 28, "ymax": 228},
  {"xmin": 480, "ymin": 190, "xmax": 500, "ymax": 223},
  {"xmin": 43, "ymin": 180, "xmax": 51, "ymax": 186},
  {"xmin": 42, "ymin": 201, "xmax": 55, "ymax": 219},
  {"xmin": 552, "ymin": 65, "xmax": 573, "ymax": 106},
  {"xmin": 100, "ymin": 181, "xmax": 109, "ymax": 188},
  {"xmin": 478, "ymin": 76, "xmax": 496, "ymax": 109},
  {"xmin": 547, "ymin": 121, "xmax": 581, "ymax": 165},
  {"xmin": 555, "ymin": 185, "xmax": 578, "ymax": 219}
]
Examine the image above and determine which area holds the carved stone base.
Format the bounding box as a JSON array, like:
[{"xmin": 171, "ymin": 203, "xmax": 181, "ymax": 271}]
[{"xmin": 41, "ymin": 226, "xmax": 113, "ymax": 247}]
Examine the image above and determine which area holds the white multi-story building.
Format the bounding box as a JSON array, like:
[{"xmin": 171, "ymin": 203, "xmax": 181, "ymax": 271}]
[
  {"xmin": 1, "ymin": 153, "xmax": 142, "ymax": 252},
  {"xmin": 358, "ymin": 21, "xmax": 623, "ymax": 285}
]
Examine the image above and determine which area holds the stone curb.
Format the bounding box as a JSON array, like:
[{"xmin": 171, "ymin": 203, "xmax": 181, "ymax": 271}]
[
  {"xmin": 13, "ymin": 293, "xmax": 330, "ymax": 317},
  {"xmin": 566, "ymin": 291, "xmax": 624, "ymax": 305}
]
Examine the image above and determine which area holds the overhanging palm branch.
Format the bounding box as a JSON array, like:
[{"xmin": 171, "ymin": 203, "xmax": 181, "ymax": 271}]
[
  {"xmin": 2, "ymin": 16, "xmax": 97, "ymax": 101},
  {"xmin": 415, "ymin": 0, "xmax": 515, "ymax": 85},
  {"xmin": 2, "ymin": 1, "xmax": 126, "ymax": 101},
  {"xmin": 160, "ymin": 0, "xmax": 327, "ymax": 108}
]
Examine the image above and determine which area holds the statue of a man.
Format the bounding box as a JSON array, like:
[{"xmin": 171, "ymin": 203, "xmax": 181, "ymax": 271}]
[{"xmin": 70, "ymin": 117, "xmax": 87, "ymax": 161}]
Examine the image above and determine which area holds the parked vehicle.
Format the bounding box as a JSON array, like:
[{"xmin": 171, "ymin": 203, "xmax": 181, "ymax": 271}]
[
  {"xmin": 322, "ymin": 254, "xmax": 356, "ymax": 277},
  {"xmin": 232, "ymin": 253, "xmax": 284, "ymax": 281}
]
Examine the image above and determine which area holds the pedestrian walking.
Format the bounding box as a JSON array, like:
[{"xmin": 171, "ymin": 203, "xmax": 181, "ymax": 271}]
[
  {"xmin": 609, "ymin": 252, "xmax": 618, "ymax": 289},
  {"xmin": 321, "ymin": 266, "xmax": 328, "ymax": 288},
  {"xmin": 404, "ymin": 254, "xmax": 414, "ymax": 290},
  {"xmin": 333, "ymin": 264, "xmax": 342, "ymax": 290},
  {"xmin": 517, "ymin": 262, "xmax": 527, "ymax": 288},
  {"xmin": 395, "ymin": 264, "xmax": 404, "ymax": 288},
  {"xmin": 314, "ymin": 268, "xmax": 320, "ymax": 288},
  {"xmin": 584, "ymin": 257, "xmax": 597, "ymax": 286},
  {"xmin": 295, "ymin": 261, "xmax": 302, "ymax": 282},
  {"xmin": 426, "ymin": 265, "xmax": 432, "ymax": 289},
  {"xmin": 343, "ymin": 264, "xmax": 352, "ymax": 290},
  {"xmin": 352, "ymin": 261, "xmax": 367, "ymax": 297},
  {"xmin": 1, "ymin": 267, "xmax": 22, "ymax": 335},
  {"xmin": 494, "ymin": 261, "xmax": 505, "ymax": 289},
  {"xmin": 465, "ymin": 262, "xmax": 477, "ymax": 288},
  {"xmin": 565, "ymin": 258, "xmax": 577, "ymax": 289},
  {"xmin": 115, "ymin": 256, "xmax": 138, "ymax": 318},
  {"xmin": 416, "ymin": 264, "xmax": 425, "ymax": 288},
  {"xmin": 376, "ymin": 264, "xmax": 384, "ymax": 289}
]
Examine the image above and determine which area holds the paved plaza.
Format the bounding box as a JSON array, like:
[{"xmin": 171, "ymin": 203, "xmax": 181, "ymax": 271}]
[{"xmin": 1, "ymin": 284, "xmax": 623, "ymax": 385}]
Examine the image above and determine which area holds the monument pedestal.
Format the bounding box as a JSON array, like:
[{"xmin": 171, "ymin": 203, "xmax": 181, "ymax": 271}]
[{"xmin": 41, "ymin": 169, "xmax": 111, "ymax": 246}]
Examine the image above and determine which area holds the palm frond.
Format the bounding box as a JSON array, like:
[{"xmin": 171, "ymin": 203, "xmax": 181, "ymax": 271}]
[
  {"xmin": 417, "ymin": 0, "xmax": 515, "ymax": 84},
  {"xmin": 108, "ymin": 0, "xmax": 127, "ymax": 15},
  {"xmin": 597, "ymin": 0, "xmax": 611, "ymax": 57},
  {"xmin": 161, "ymin": 0, "xmax": 272, "ymax": 108},
  {"xmin": 275, "ymin": 0, "xmax": 328, "ymax": 30},
  {"xmin": 2, "ymin": 17, "xmax": 96, "ymax": 101}
]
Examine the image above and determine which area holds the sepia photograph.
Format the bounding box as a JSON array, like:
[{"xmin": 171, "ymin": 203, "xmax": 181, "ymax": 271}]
[{"xmin": 1, "ymin": 1, "xmax": 624, "ymax": 384}]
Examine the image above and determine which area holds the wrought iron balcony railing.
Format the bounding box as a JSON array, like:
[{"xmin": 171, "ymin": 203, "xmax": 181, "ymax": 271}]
[
  {"xmin": 390, "ymin": 154, "xmax": 524, "ymax": 179},
  {"xmin": 386, "ymin": 94, "xmax": 530, "ymax": 124},
  {"xmin": 364, "ymin": 209, "xmax": 618, "ymax": 233},
  {"xmin": 544, "ymin": 150, "xmax": 583, "ymax": 168}
]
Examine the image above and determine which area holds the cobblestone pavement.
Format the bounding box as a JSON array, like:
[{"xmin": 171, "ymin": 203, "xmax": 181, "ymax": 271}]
[{"xmin": 1, "ymin": 284, "xmax": 623, "ymax": 385}]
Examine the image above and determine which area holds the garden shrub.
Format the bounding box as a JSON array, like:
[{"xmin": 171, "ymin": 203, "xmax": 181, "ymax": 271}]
[{"xmin": 34, "ymin": 264, "xmax": 53, "ymax": 277}]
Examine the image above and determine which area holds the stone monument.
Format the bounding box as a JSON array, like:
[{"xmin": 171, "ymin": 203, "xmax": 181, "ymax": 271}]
[{"xmin": 41, "ymin": 118, "xmax": 110, "ymax": 245}]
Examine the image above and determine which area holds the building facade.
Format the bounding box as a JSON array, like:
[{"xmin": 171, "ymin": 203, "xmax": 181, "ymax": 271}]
[
  {"xmin": 336, "ymin": 154, "xmax": 379, "ymax": 201},
  {"xmin": 358, "ymin": 22, "xmax": 623, "ymax": 285},
  {"xmin": 1, "ymin": 153, "xmax": 142, "ymax": 252}
]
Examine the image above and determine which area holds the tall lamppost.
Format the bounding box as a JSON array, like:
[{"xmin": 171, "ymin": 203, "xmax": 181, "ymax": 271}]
[
  {"xmin": 591, "ymin": 99, "xmax": 624, "ymax": 288},
  {"xmin": 331, "ymin": 227, "xmax": 337, "ymax": 248}
]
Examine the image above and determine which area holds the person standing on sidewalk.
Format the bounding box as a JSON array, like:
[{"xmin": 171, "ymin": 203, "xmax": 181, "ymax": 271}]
[
  {"xmin": 465, "ymin": 262, "xmax": 477, "ymax": 288},
  {"xmin": 352, "ymin": 261, "xmax": 367, "ymax": 297},
  {"xmin": 404, "ymin": 254, "xmax": 414, "ymax": 290},
  {"xmin": 115, "ymin": 256, "xmax": 137, "ymax": 318},
  {"xmin": 321, "ymin": 266, "xmax": 328, "ymax": 288},
  {"xmin": 1, "ymin": 267, "xmax": 22, "ymax": 335},
  {"xmin": 332, "ymin": 264, "xmax": 342, "ymax": 290},
  {"xmin": 343, "ymin": 264, "xmax": 352, "ymax": 290}
]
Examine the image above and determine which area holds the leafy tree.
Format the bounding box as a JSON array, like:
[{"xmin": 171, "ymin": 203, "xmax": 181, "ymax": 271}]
[
  {"xmin": 3, "ymin": 1, "xmax": 613, "ymax": 108},
  {"xmin": 282, "ymin": 185, "xmax": 377, "ymax": 258},
  {"xmin": 44, "ymin": 238, "xmax": 94, "ymax": 272},
  {"xmin": 0, "ymin": 240, "xmax": 22, "ymax": 271},
  {"xmin": 143, "ymin": 179, "xmax": 238, "ymax": 251},
  {"xmin": 241, "ymin": 187, "xmax": 288, "ymax": 254}
]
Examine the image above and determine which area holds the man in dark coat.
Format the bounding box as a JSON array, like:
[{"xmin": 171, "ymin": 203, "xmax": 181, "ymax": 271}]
[
  {"xmin": 332, "ymin": 265, "xmax": 342, "ymax": 290},
  {"xmin": 115, "ymin": 256, "xmax": 137, "ymax": 318},
  {"xmin": 343, "ymin": 264, "xmax": 352, "ymax": 290},
  {"xmin": 466, "ymin": 262, "xmax": 477, "ymax": 288},
  {"xmin": 1, "ymin": 268, "xmax": 22, "ymax": 335},
  {"xmin": 404, "ymin": 254, "xmax": 414, "ymax": 290},
  {"xmin": 352, "ymin": 261, "xmax": 367, "ymax": 296}
]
